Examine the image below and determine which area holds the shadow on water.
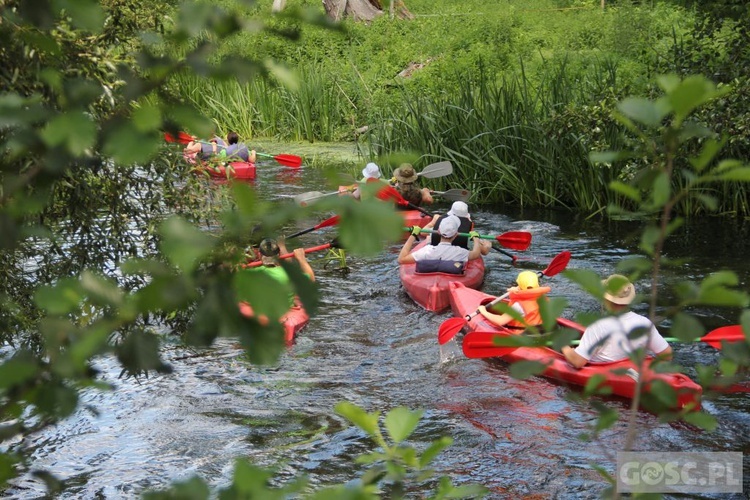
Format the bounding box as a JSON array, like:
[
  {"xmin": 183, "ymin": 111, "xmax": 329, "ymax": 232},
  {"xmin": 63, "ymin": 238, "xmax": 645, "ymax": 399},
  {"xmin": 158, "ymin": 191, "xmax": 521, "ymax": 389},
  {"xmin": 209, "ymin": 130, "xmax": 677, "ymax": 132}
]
[{"xmin": 6, "ymin": 164, "xmax": 750, "ymax": 498}]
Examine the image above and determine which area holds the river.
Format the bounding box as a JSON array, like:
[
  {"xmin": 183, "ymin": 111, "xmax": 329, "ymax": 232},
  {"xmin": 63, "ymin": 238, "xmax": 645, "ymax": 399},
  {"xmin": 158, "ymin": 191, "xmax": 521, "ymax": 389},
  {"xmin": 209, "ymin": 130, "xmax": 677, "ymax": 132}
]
[{"xmin": 6, "ymin": 159, "xmax": 749, "ymax": 498}]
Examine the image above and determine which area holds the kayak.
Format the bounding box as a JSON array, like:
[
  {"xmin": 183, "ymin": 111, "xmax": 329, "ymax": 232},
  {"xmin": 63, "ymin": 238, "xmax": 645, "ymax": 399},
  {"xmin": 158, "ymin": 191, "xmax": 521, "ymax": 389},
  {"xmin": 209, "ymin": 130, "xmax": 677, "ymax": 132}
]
[
  {"xmin": 400, "ymin": 240, "xmax": 485, "ymax": 312},
  {"xmin": 239, "ymin": 299, "xmax": 309, "ymax": 345},
  {"xmin": 448, "ymin": 282, "xmax": 702, "ymax": 411},
  {"xmin": 201, "ymin": 161, "xmax": 256, "ymax": 180},
  {"xmin": 400, "ymin": 209, "xmax": 433, "ymax": 229}
]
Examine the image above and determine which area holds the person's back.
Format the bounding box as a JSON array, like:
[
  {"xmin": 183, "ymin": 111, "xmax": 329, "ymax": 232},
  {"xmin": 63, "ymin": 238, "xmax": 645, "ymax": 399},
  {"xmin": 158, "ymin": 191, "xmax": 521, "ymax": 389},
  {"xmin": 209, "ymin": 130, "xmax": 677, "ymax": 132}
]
[
  {"xmin": 561, "ymin": 274, "xmax": 672, "ymax": 368},
  {"xmin": 392, "ymin": 163, "xmax": 433, "ymax": 208},
  {"xmin": 430, "ymin": 202, "xmax": 473, "ymax": 248}
]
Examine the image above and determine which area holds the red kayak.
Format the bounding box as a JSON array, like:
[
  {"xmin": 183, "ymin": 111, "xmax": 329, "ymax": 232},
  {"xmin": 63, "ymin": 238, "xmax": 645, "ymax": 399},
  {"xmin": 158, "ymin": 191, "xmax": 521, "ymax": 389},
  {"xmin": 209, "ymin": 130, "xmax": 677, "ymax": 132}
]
[
  {"xmin": 400, "ymin": 240, "xmax": 485, "ymax": 312},
  {"xmin": 201, "ymin": 161, "xmax": 256, "ymax": 180},
  {"xmin": 239, "ymin": 300, "xmax": 309, "ymax": 345},
  {"xmin": 448, "ymin": 282, "xmax": 702, "ymax": 411},
  {"xmin": 400, "ymin": 209, "xmax": 432, "ymax": 229}
]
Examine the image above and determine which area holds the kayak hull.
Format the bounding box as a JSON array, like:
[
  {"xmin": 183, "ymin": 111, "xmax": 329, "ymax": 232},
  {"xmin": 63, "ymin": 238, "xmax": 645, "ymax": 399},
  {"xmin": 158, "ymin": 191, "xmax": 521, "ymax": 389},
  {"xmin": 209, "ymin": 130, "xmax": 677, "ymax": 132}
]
[
  {"xmin": 448, "ymin": 282, "xmax": 702, "ymax": 411},
  {"xmin": 400, "ymin": 240, "xmax": 485, "ymax": 312},
  {"xmin": 239, "ymin": 300, "xmax": 309, "ymax": 345},
  {"xmin": 203, "ymin": 161, "xmax": 256, "ymax": 180},
  {"xmin": 401, "ymin": 209, "xmax": 432, "ymax": 229}
]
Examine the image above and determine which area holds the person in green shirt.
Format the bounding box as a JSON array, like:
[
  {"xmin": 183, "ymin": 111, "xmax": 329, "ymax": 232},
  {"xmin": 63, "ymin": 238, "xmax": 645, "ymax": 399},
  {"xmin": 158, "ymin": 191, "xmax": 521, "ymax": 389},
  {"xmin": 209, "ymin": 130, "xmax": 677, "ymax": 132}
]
[{"xmin": 243, "ymin": 238, "xmax": 315, "ymax": 326}]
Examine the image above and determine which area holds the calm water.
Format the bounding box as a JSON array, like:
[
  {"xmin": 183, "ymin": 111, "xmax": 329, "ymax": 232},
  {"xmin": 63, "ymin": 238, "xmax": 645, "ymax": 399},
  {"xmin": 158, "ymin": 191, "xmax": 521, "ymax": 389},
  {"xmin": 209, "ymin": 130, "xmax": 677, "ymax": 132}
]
[{"xmin": 6, "ymin": 160, "xmax": 750, "ymax": 498}]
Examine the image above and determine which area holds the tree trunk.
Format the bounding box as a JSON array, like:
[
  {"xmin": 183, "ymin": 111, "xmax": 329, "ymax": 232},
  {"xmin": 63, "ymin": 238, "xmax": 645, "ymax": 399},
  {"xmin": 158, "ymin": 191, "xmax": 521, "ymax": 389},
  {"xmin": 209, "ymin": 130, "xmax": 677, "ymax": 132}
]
[{"xmin": 321, "ymin": 0, "xmax": 412, "ymax": 22}]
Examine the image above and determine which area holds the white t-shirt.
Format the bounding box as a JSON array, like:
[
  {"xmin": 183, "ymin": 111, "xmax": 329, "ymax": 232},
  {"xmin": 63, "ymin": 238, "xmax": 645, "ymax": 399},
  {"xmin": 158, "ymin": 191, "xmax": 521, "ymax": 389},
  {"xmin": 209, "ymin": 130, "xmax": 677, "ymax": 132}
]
[
  {"xmin": 411, "ymin": 242, "xmax": 470, "ymax": 262},
  {"xmin": 574, "ymin": 311, "xmax": 669, "ymax": 363}
]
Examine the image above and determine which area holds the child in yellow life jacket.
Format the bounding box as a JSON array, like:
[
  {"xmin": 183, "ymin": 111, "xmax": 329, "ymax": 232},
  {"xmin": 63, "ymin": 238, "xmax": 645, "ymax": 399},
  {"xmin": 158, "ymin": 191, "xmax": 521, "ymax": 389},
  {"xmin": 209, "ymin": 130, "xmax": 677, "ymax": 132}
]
[{"xmin": 477, "ymin": 270, "xmax": 551, "ymax": 328}]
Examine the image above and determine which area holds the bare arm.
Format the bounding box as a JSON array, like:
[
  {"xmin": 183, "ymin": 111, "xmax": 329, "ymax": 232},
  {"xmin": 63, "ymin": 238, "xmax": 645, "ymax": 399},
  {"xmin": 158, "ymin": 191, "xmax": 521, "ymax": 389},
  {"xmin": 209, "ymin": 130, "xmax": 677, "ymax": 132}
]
[
  {"xmin": 398, "ymin": 234, "xmax": 419, "ymax": 264},
  {"xmin": 477, "ymin": 305, "xmax": 513, "ymax": 327},
  {"xmin": 293, "ymin": 248, "xmax": 315, "ymax": 282},
  {"xmin": 467, "ymin": 236, "xmax": 483, "ymax": 260},
  {"xmin": 561, "ymin": 346, "xmax": 588, "ymax": 369}
]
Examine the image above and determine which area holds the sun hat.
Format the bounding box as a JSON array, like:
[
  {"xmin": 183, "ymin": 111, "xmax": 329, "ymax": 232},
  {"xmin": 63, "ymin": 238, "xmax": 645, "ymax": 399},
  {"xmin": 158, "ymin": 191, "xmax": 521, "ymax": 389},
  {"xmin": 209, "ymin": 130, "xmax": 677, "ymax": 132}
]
[
  {"xmin": 361, "ymin": 162, "xmax": 381, "ymax": 180},
  {"xmin": 258, "ymin": 238, "xmax": 280, "ymax": 257},
  {"xmin": 602, "ymin": 274, "xmax": 636, "ymax": 305},
  {"xmin": 394, "ymin": 163, "xmax": 418, "ymax": 183},
  {"xmin": 438, "ymin": 215, "xmax": 461, "ymax": 239},
  {"xmin": 516, "ymin": 271, "xmax": 539, "ymax": 290},
  {"xmin": 447, "ymin": 201, "xmax": 470, "ymax": 220}
]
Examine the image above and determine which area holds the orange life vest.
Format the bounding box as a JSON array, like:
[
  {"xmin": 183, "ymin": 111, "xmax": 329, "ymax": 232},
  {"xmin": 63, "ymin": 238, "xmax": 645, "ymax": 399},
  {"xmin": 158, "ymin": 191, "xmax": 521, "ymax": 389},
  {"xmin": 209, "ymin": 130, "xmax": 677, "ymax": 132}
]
[{"xmin": 506, "ymin": 286, "xmax": 551, "ymax": 328}]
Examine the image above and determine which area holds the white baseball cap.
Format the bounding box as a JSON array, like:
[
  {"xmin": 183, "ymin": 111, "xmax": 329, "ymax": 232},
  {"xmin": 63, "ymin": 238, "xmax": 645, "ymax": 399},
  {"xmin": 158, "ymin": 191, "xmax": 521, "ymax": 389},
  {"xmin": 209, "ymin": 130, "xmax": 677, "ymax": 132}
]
[
  {"xmin": 438, "ymin": 215, "xmax": 461, "ymax": 238},
  {"xmin": 447, "ymin": 201, "xmax": 470, "ymax": 220},
  {"xmin": 361, "ymin": 162, "xmax": 381, "ymax": 179}
]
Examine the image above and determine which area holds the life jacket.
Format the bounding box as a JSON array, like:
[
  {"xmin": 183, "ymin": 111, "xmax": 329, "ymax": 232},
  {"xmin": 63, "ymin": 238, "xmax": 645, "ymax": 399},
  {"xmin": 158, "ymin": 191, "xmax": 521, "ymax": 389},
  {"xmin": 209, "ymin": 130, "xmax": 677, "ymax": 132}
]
[
  {"xmin": 415, "ymin": 259, "xmax": 465, "ymax": 275},
  {"xmin": 505, "ymin": 286, "xmax": 551, "ymax": 328},
  {"xmin": 430, "ymin": 216, "xmax": 473, "ymax": 248}
]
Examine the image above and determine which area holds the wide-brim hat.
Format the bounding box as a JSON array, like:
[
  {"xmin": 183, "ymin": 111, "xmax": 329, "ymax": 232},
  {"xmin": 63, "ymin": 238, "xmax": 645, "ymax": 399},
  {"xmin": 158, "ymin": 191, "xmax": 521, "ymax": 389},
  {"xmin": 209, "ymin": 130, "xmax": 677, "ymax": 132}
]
[
  {"xmin": 602, "ymin": 274, "xmax": 636, "ymax": 305},
  {"xmin": 394, "ymin": 163, "xmax": 418, "ymax": 183}
]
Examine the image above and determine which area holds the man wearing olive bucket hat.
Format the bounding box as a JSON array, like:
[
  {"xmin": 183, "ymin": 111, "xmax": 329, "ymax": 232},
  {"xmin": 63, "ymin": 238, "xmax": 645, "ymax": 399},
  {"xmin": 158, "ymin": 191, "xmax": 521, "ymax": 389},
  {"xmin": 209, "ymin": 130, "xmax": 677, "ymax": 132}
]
[
  {"xmin": 392, "ymin": 163, "xmax": 434, "ymax": 207},
  {"xmin": 561, "ymin": 274, "xmax": 672, "ymax": 368}
]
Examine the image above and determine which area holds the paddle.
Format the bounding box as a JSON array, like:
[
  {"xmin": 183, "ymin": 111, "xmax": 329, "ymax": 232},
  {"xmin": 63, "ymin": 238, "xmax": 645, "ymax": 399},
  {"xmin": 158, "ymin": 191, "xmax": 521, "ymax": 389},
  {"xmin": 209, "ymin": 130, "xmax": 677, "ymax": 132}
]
[
  {"xmin": 402, "ymin": 227, "xmax": 532, "ymax": 251},
  {"xmin": 293, "ymin": 188, "xmax": 354, "ymax": 207},
  {"xmin": 462, "ymin": 325, "xmax": 748, "ymax": 359},
  {"xmin": 242, "ymin": 240, "xmax": 341, "ymax": 268},
  {"xmin": 163, "ymin": 132, "xmax": 302, "ymax": 168},
  {"xmin": 286, "ymin": 215, "xmax": 341, "ymax": 240},
  {"xmin": 430, "ymin": 188, "xmax": 471, "ymax": 202},
  {"xmin": 379, "ymin": 185, "xmax": 434, "ymax": 217},
  {"xmin": 415, "ymin": 161, "xmax": 453, "ymax": 179},
  {"xmin": 437, "ymin": 250, "xmax": 571, "ymax": 345}
]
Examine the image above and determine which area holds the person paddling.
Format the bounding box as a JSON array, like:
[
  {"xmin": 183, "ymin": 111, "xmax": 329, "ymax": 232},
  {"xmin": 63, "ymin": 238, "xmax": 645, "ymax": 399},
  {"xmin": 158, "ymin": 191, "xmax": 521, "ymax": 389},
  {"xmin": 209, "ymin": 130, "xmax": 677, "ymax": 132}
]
[
  {"xmin": 478, "ymin": 270, "xmax": 550, "ymax": 328},
  {"xmin": 561, "ymin": 274, "xmax": 672, "ymax": 368},
  {"xmin": 398, "ymin": 215, "xmax": 482, "ymax": 273},
  {"xmin": 424, "ymin": 201, "xmax": 491, "ymax": 254},
  {"xmin": 241, "ymin": 238, "xmax": 315, "ymax": 326},
  {"xmin": 392, "ymin": 163, "xmax": 433, "ymax": 208},
  {"xmin": 223, "ymin": 131, "xmax": 256, "ymax": 163},
  {"xmin": 352, "ymin": 162, "xmax": 387, "ymax": 200}
]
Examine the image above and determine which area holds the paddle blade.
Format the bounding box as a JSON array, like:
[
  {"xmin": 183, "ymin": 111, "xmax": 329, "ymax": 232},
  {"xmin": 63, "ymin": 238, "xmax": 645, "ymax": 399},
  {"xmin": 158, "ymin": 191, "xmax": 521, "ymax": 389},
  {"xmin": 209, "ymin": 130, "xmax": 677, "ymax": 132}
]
[
  {"xmin": 542, "ymin": 250, "xmax": 571, "ymax": 277},
  {"xmin": 701, "ymin": 325, "xmax": 748, "ymax": 349},
  {"xmin": 434, "ymin": 188, "xmax": 471, "ymax": 202},
  {"xmin": 315, "ymin": 215, "xmax": 341, "ymax": 230},
  {"xmin": 438, "ymin": 317, "xmax": 467, "ymax": 345},
  {"xmin": 495, "ymin": 231, "xmax": 532, "ymax": 251},
  {"xmin": 418, "ymin": 161, "xmax": 453, "ymax": 179},
  {"xmin": 462, "ymin": 331, "xmax": 521, "ymax": 359},
  {"xmin": 273, "ymin": 154, "xmax": 303, "ymax": 168},
  {"xmin": 294, "ymin": 191, "xmax": 326, "ymax": 206}
]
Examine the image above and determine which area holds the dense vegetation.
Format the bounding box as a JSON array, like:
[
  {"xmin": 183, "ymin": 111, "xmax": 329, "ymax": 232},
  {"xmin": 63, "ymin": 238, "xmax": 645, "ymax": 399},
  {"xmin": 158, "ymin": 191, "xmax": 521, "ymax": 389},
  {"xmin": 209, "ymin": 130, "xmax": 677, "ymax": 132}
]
[{"xmin": 176, "ymin": 0, "xmax": 750, "ymax": 214}]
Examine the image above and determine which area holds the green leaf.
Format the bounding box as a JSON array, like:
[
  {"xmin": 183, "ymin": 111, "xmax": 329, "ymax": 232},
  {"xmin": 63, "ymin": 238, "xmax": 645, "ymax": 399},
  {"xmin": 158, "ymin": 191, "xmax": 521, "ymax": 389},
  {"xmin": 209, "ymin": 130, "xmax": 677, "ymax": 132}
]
[
  {"xmin": 682, "ymin": 411, "xmax": 718, "ymax": 431},
  {"xmin": 80, "ymin": 271, "xmax": 124, "ymax": 308},
  {"xmin": 595, "ymin": 406, "xmax": 619, "ymax": 432},
  {"xmin": 657, "ymin": 74, "xmax": 681, "ymax": 93},
  {"xmin": 584, "ymin": 374, "xmax": 608, "ymax": 396},
  {"xmin": 40, "ymin": 111, "xmax": 96, "ymax": 155},
  {"xmin": 336, "ymin": 199, "xmax": 403, "ymax": 255},
  {"xmin": 418, "ymin": 436, "xmax": 452, "ymax": 468},
  {"xmin": 334, "ymin": 402, "xmax": 379, "ymax": 437},
  {"xmin": 539, "ymin": 296, "xmax": 568, "ymax": 333},
  {"xmin": 281, "ymin": 259, "xmax": 319, "ymax": 316},
  {"xmin": 670, "ymin": 313, "xmax": 705, "ymax": 342},
  {"xmin": 617, "ymin": 97, "xmax": 663, "ymax": 127},
  {"xmin": 689, "ymin": 138, "xmax": 724, "ymax": 172},
  {"xmin": 0, "ymin": 355, "xmax": 39, "ymax": 390},
  {"xmin": 232, "ymin": 459, "xmax": 272, "ymax": 493},
  {"xmin": 103, "ymin": 123, "xmax": 162, "ymax": 165},
  {"xmin": 639, "ymin": 225, "xmax": 661, "ymax": 255},
  {"xmin": 231, "ymin": 182, "xmax": 260, "ymax": 217},
  {"xmin": 34, "ymin": 277, "xmax": 83, "ymax": 314},
  {"xmin": 234, "ymin": 269, "xmax": 292, "ymax": 321},
  {"xmin": 651, "ymin": 171, "xmax": 671, "ymax": 208},
  {"xmin": 509, "ymin": 360, "xmax": 546, "ymax": 380},
  {"xmin": 131, "ymin": 103, "xmax": 162, "ymax": 132},
  {"xmin": 565, "ymin": 268, "xmax": 604, "ymax": 298},
  {"xmin": 56, "ymin": 0, "xmax": 104, "ymax": 32},
  {"xmin": 159, "ymin": 217, "xmax": 214, "ymax": 273},
  {"xmin": 608, "ymin": 181, "xmax": 642, "ymax": 203},
  {"xmin": 716, "ymin": 167, "xmax": 750, "ymax": 182},
  {"xmin": 115, "ymin": 331, "xmax": 171, "ymax": 374},
  {"xmin": 714, "ymin": 159, "xmax": 745, "ymax": 173},
  {"xmin": 384, "ymin": 407, "xmax": 422, "ymax": 443}
]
